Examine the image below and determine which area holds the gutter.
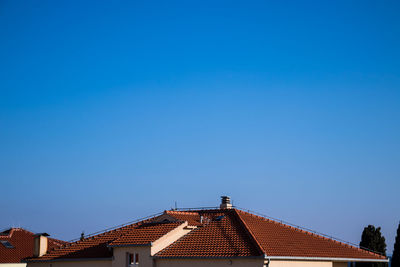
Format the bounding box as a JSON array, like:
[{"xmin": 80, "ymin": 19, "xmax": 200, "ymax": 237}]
[
  {"xmin": 153, "ymin": 255, "xmax": 266, "ymax": 260},
  {"xmin": 24, "ymin": 257, "xmax": 113, "ymax": 263},
  {"xmin": 267, "ymin": 256, "xmax": 389, "ymax": 263}
]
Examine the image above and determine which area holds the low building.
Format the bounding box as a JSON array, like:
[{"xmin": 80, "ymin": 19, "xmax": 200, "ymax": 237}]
[
  {"xmin": 0, "ymin": 228, "xmax": 67, "ymax": 267},
  {"xmin": 26, "ymin": 197, "xmax": 388, "ymax": 267}
]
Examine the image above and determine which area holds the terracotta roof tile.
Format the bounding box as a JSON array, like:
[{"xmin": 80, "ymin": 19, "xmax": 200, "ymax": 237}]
[
  {"xmin": 155, "ymin": 209, "xmax": 262, "ymax": 258},
  {"xmin": 109, "ymin": 222, "xmax": 184, "ymax": 246},
  {"xmin": 0, "ymin": 228, "xmax": 67, "ymax": 263},
  {"xmin": 164, "ymin": 210, "xmax": 204, "ymax": 226},
  {"xmin": 235, "ymin": 209, "xmax": 386, "ymax": 260},
  {"xmin": 28, "ymin": 215, "xmax": 168, "ymax": 261},
  {"xmin": 29, "ymin": 222, "xmax": 140, "ymax": 261}
]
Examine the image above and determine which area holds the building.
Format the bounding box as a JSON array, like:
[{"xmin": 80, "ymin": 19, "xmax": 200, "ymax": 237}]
[
  {"xmin": 26, "ymin": 197, "xmax": 388, "ymax": 267},
  {"xmin": 0, "ymin": 228, "xmax": 67, "ymax": 267}
]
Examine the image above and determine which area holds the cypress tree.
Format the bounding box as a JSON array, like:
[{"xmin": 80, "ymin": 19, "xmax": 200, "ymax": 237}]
[
  {"xmin": 356, "ymin": 225, "xmax": 387, "ymax": 267},
  {"xmin": 392, "ymin": 222, "xmax": 400, "ymax": 267}
]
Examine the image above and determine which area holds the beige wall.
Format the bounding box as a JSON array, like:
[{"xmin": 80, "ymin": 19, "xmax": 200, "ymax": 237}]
[
  {"xmin": 27, "ymin": 260, "xmax": 111, "ymax": 267},
  {"xmin": 112, "ymin": 247, "xmax": 152, "ymax": 267},
  {"xmin": 269, "ymin": 260, "xmax": 333, "ymax": 267},
  {"xmin": 25, "ymin": 252, "xmax": 355, "ymax": 267},
  {"xmin": 25, "ymin": 258, "xmax": 353, "ymax": 267},
  {"xmin": 156, "ymin": 258, "xmax": 263, "ymax": 267}
]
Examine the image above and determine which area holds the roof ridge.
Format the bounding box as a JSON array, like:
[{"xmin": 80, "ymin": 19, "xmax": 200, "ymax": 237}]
[
  {"xmin": 165, "ymin": 210, "xmax": 199, "ymax": 215},
  {"xmin": 47, "ymin": 237, "xmax": 68, "ymax": 247},
  {"xmin": 0, "ymin": 228, "xmax": 35, "ymax": 239},
  {"xmin": 233, "ymin": 209, "xmax": 265, "ymax": 256},
  {"xmin": 0, "ymin": 228, "xmax": 15, "ymax": 238}
]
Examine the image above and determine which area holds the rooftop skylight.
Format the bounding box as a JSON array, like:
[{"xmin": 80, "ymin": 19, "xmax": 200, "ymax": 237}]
[{"xmin": 0, "ymin": 240, "xmax": 14, "ymax": 248}]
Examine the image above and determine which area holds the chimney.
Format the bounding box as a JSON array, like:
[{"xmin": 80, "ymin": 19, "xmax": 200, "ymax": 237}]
[
  {"xmin": 220, "ymin": 196, "xmax": 232, "ymax": 209},
  {"xmin": 34, "ymin": 233, "xmax": 49, "ymax": 257}
]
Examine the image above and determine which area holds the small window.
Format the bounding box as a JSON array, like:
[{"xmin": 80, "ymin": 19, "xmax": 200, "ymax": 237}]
[
  {"xmin": 0, "ymin": 240, "xmax": 14, "ymax": 248},
  {"xmin": 127, "ymin": 253, "xmax": 139, "ymax": 266}
]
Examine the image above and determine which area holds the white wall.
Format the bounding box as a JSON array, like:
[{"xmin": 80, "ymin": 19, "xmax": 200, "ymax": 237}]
[
  {"xmin": 27, "ymin": 260, "xmax": 111, "ymax": 267},
  {"xmin": 269, "ymin": 260, "xmax": 332, "ymax": 267},
  {"xmin": 25, "ymin": 255, "xmax": 351, "ymax": 267},
  {"xmin": 0, "ymin": 264, "xmax": 26, "ymax": 267},
  {"xmin": 112, "ymin": 247, "xmax": 152, "ymax": 267},
  {"xmin": 156, "ymin": 258, "xmax": 263, "ymax": 267}
]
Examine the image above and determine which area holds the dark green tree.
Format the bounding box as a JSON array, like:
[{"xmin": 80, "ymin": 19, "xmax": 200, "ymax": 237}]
[
  {"xmin": 392, "ymin": 222, "xmax": 400, "ymax": 267},
  {"xmin": 356, "ymin": 225, "xmax": 387, "ymax": 267}
]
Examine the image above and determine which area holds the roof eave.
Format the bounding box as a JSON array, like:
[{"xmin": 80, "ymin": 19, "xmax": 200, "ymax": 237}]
[
  {"xmin": 267, "ymin": 256, "xmax": 389, "ymax": 263},
  {"xmin": 153, "ymin": 255, "xmax": 266, "ymax": 260},
  {"xmin": 24, "ymin": 257, "xmax": 113, "ymax": 263}
]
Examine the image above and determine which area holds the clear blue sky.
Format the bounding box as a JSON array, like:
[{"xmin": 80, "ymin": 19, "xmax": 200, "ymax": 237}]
[{"xmin": 1, "ymin": 0, "xmax": 399, "ymax": 253}]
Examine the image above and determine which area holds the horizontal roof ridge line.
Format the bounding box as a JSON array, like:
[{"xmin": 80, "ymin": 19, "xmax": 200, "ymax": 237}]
[
  {"xmin": 171, "ymin": 206, "xmax": 220, "ymax": 211},
  {"xmin": 165, "ymin": 210, "xmax": 199, "ymax": 215}
]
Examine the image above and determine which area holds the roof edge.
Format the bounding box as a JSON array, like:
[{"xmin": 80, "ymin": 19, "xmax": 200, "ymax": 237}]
[
  {"xmin": 25, "ymin": 257, "xmax": 113, "ymax": 263},
  {"xmin": 153, "ymin": 255, "xmax": 266, "ymax": 260},
  {"xmin": 267, "ymin": 256, "xmax": 389, "ymax": 263}
]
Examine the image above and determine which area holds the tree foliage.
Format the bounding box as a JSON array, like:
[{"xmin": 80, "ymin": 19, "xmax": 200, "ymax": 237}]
[
  {"xmin": 392, "ymin": 222, "xmax": 400, "ymax": 267},
  {"xmin": 356, "ymin": 225, "xmax": 387, "ymax": 267}
]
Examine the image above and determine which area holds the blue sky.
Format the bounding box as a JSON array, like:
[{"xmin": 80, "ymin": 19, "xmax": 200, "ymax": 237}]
[{"xmin": 1, "ymin": 0, "xmax": 399, "ymax": 253}]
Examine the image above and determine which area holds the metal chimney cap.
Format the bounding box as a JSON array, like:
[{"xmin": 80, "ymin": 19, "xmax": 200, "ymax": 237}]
[
  {"xmin": 220, "ymin": 196, "xmax": 232, "ymax": 209},
  {"xmin": 221, "ymin": 196, "xmax": 231, "ymax": 204},
  {"xmin": 34, "ymin": 233, "xmax": 50, "ymax": 237}
]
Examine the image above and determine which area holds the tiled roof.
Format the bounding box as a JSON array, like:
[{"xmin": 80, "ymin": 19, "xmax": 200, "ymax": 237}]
[
  {"xmin": 26, "ymin": 208, "xmax": 387, "ymax": 262},
  {"xmin": 157, "ymin": 209, "xmax": 385, "ymax": 260},
  {"xmin": 28, "ymin": 219, "xmax": 150, "ymax": 261},
  {"xmin": 109, "ymin": 222, "xmax": 184, "ymax": 246},
  {"xmin": 235, "ymin": 209, "xmax": 387, "ymax": 260},
  {"xmin": 28, "ymin": 216, "xmax": 181, "ymax": 261},
  {"xmin": 156, "ymin": 209, "xmax": 262, "ymax": 258},
  {"xmin": 0, "ymin": 228, "xmax": 67, "ymax": 263},
  {"xmin": 164, "ymin": 210, "xmax": 203, "ymax": 226}
]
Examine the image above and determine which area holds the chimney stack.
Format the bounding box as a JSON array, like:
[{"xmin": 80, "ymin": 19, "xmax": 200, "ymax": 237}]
[
  {"xmin": 220, "ymin": 196, "xmax": 232, "ymax": 209},
  {"xmin": 34, "ymin": 233, "xmax": 49, "ymax": 257}
]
